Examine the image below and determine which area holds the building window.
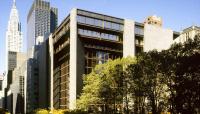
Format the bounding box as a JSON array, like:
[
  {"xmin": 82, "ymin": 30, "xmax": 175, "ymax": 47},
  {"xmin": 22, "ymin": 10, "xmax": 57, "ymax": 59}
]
[
  {"xmin": 78, "ymin": 28, "xmax": 119, "ymax": 41},
  {"xmin": 94, "ymin": 19, "xmax": 102, "ymax": 27},
  {"xmin": 77, "ymin": 15, "xmax": 123, "ymax": 31},
  {"xmin": 85, "ymin": 17, "xmax": 94, "ymax": 25},
  {"xmin": 135, "ymin": 26, "xmax": 144, "ymax": 35},
  {"xmin": 77, "ymin": 15, "xmax": 86, "ymax": 23},
  {"xmin": 97, "ymin": 51, "xmax": 109, "ymax": 64},
  {"xmin": 104, "ymin": 21, "xmax": 112, "ymax": 29}
]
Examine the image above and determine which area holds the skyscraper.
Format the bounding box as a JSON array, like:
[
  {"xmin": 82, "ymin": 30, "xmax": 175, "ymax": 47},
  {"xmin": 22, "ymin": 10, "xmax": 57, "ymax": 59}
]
[
  {"xmin": 27, "ymin": 0, "xmax": 58, "ymax": 50},
  {"xmin": 4, "ymin": 0, "xmax": 23, "ymax": 109},
  {"xmin": 6, "ymin": 0, "xmax": 23, "ymax": 53},
  {"xmin": 26, "ymin": 0, "xmax": 58, "ymax": 112},
  {"xmin": 5, "ymin": 0, "xmax": 23, "ymax": 73}
]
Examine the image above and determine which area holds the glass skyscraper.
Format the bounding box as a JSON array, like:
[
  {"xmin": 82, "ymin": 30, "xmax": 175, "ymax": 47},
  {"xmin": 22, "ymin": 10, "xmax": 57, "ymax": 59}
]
[{"xmin": 27, "ymin": 0, "xmax": 58, "ymax": 50}]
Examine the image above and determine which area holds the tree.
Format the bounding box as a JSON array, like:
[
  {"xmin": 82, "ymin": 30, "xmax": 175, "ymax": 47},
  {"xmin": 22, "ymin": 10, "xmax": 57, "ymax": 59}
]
[
  {"xmin": 77, "ymin": 35, "xmax": 200, "ymax": 114},
  {"xmin": 126, "ymin": 51, "xmax": 169, "ymax": 114},
  {"xmin": 166, "ymin": 36, "xmax": 200, "ymax": 114},
  {"xmin": 77, "ymin": 57, "xmax": 135, "ymax": 113},
  {"xmin": 76, "ymin": 71, "xmax": 102, "ymax": 110}
]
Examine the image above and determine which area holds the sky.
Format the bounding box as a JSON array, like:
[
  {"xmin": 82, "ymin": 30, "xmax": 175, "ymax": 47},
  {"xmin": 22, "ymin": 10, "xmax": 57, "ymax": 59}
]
[{"xmin": 0, "ymin": 0, "xmax": 200, "ymax": 74}]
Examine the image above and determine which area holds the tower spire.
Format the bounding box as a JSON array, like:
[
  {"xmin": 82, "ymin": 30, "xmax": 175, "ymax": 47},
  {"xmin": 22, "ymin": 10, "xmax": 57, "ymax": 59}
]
[{"xmin": 13, "ymin": 0, "xmax": 16, "ymax": 8}]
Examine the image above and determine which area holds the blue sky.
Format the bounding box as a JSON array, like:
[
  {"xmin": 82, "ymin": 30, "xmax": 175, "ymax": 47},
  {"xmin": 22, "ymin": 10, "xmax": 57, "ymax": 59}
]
[{"xmin": 0, "ymin": 0, "xmax": 200, "ymax": 74}]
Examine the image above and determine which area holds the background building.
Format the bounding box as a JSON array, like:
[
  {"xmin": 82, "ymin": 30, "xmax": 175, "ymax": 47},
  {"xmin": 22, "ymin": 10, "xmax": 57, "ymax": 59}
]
[
  {"xmin": 0, "ymin": 75, "xmax": 4, "ymax": 108},
  {"xmin": 26, "ymin": 58, "xmax": 38, "ymax": 113},
  {"xmin": 174, "ymin": 25, "xmax": 200, "ymax": 43},
  {"xmin": 9, "ymin": 56, "xmax": 26, "ymax": 114},
  {"xmin": 7, "ymin": 52, "xmax": 26, "ymax": 87},
  {"xmin": 5, "ymin": 52, "xmax": 26, "ymax": 113},
  {"xmin": 27, "ymin": 0, "xmax": 58, "ymax": 50},
  {"xmin": 26, "ymin": 37, "xmax": 51, "ymax": 113},
  {"xmin": 51, "ymin": 8, "xmax": 179, "ymax": 110},
  {"xmin": 4, "ymin": 0, "xmax": 23, "ymax": 109},
  {"xmin": 25, "ymin": 0, "xmax": 58, "ymax": 113}
]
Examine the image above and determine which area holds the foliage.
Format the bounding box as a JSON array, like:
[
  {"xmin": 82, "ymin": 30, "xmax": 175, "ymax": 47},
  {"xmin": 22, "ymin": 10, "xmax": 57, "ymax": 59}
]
[
  {"xmin": 77, "ymin": 57, "xmax": 135, "ymax": 113},
  {"xmin": 32, "ymin": 109, "xmax": 86, "ymax": 114},
  {"xmin": 52, "ymin": 109, "xmax": 68, "ymax": 114},
  {"xmin": 76, "ymin": 71, "xmax": 103, "ymax": 109},
  {"xmin": 166, "ymin": 37, "xmax": 200, "ymax": 114},
  {"xmin": 77, "ymin": 36, "xmax": 200, "ymax": 114},
  {"xmin": 64, "ymin": 109, "xmax": 88, "ymax": 114},
  {"xmin": 35, "ymin": 109, "xmax": 49, "ymax": 114},
  {"xmin": 126, "ymin": 51, "xmax": 170, "ymax": 114},
  {"xmin": 0, "ymin": 108, "xmax": 9, "ymax": 114}
]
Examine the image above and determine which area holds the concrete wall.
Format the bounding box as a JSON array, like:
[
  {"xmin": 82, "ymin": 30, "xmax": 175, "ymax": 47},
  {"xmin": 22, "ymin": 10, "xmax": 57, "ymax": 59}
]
[
  {"xmin": 48, "ymin": 34, "xmax": 54, "ymax": 112},
  {"xmin": 76, "ymin": 23, "xmax": 85, "ymax": 107},
  {"xmin": 144, "ymin": 24, "xmax": 173, "ymax": 52},
  {"xmin": 123, "ymin": 19, "xmax": 135, "ymax": 57},
  {"xmin": 69, "ymin": 8, "xmax": 77, "ymax": 110}
]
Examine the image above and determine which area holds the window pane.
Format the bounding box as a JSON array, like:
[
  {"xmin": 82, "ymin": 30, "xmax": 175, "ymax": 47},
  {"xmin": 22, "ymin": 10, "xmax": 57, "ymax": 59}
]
[
  {"xmin": 104, "ymin": 21, "xmax": 111, "ymax": 29},
  {"xmin": 86, "ymin": 17, "xmax": 94, "ymax": 25},
  {"xmin": 77, "ymin": 16, "xmax": 85, "ymax": 23},
  {"xmin": 112, "ymin": 23, "xmax": 120, "ymax": 30},
  {"xmin": 94, "ymin": 19, "xmax": 102, "ymax": 27},
  {"xmin": 120, "ymin": 25, "xmax": 124, "ymax": 31}
]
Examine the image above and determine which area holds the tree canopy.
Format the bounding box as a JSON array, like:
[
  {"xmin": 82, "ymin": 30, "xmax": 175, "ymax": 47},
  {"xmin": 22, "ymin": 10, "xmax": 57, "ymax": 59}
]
[{"xmin": 77, "ymin": 36, "xmax": 200, "ymax": 114}]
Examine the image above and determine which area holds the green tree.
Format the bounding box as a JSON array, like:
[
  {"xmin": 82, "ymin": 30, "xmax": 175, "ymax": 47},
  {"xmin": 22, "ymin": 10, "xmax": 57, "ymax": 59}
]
[
  {"xmin": 127, "ymin": 51, "xmax": 169, "ymax": 114},
  {"xmin": 166, "ymin": 36, "xmax": 200, "ymax": 114},
  {"xmin": 76, "ymin": 71, "xmax": 103, "ymax": 110},
  {"xmin": 77, "ymin": 57, "xmax": 135, "ymax": 113}
]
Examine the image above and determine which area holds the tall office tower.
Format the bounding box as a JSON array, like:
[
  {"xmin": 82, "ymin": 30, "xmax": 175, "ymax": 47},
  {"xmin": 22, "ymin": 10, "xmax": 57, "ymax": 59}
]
[
  {"xmin": 51, "ymin": 8, "xmax": 179, "ymax": 110},
  {"xmin": 27, "ymin": 0, "xmax": 58, "ymax": 50},
  {"xmin": 25, "ymin": 0, "xmax": 57, "ymax": 113}
]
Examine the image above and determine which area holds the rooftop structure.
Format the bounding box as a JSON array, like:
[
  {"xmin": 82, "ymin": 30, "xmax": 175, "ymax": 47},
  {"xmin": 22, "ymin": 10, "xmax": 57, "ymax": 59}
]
[{"xmin": 144, "ymin": 15, "xmax": 163, "ymax": 27}]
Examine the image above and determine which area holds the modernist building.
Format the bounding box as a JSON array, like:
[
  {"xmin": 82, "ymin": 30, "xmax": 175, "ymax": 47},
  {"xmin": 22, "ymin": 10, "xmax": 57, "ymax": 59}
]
[
  {"xmin": 27, "ymin": 0, "xmax": 58, "ymax": 50},
  {"xmin": 174, "ymin": 25, "xmax": 200, "ymax": 43},
  {"xmin": 51, "ymin": 8, "xmax": 179, "ymax": 110}
]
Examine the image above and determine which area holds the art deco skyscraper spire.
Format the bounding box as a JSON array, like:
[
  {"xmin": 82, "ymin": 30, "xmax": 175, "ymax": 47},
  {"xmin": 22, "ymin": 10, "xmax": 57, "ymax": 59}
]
[
  {"xmin": 6, "ymin": 0, "xmax": 23, "ymax": 52},
  {"xmin": 13, "ymin": 0, "xmax": 16, "ymax": 7}
]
